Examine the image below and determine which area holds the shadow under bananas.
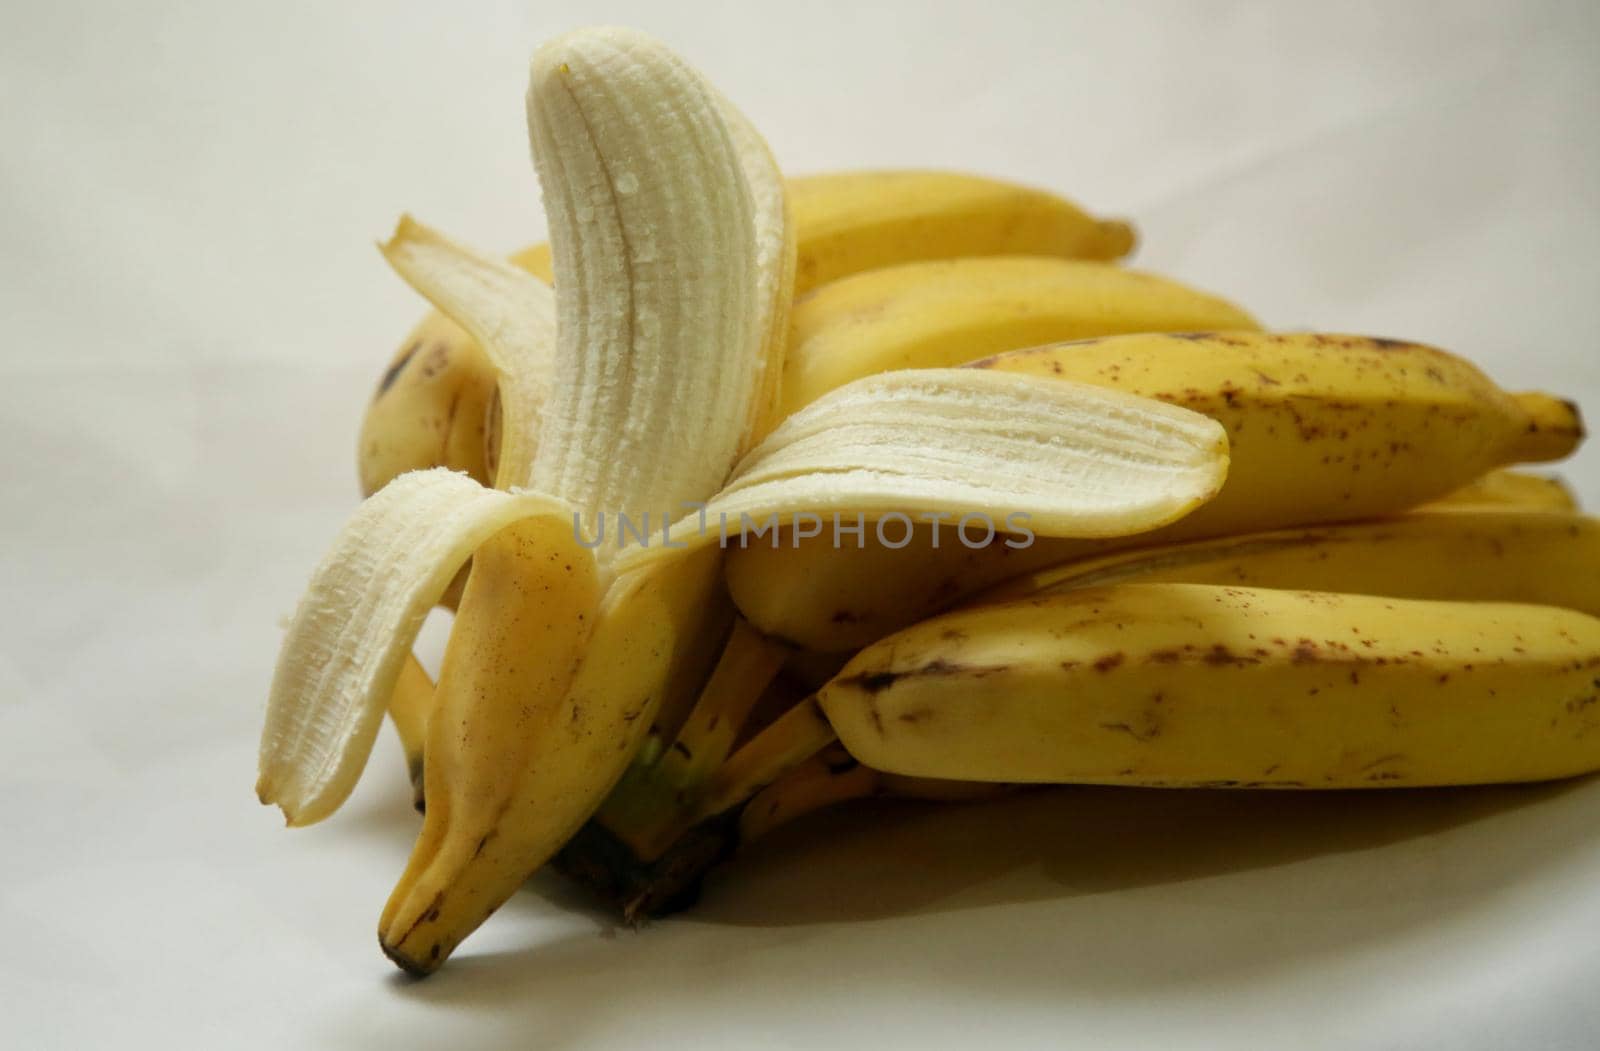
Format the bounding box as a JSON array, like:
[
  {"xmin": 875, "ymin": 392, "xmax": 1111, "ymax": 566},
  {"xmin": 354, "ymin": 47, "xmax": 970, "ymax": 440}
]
[
  {"xmin": 359, "ymin": 775, "xmax": 1600, "ymax": 1051},
  {"xmin": 699, "ymin": 779, "xmax": 1592, "ymax": 925}
]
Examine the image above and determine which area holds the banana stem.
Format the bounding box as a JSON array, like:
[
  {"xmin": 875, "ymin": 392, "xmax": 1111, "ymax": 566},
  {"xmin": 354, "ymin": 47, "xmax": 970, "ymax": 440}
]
[
  {"xmin": 645, "ymin": 594, "xmax": 736, "ymax": 746},
  {"xmin": 596, "ymin": 619, "xmax": 789, "ymax": 855},
  {"xmin": 659, "ymin": 619, "xmax": 789, "ymax": 786},
  {"xmin": 694, "ymin": 695, "xmax": 839, "ymax": 822},
  {"xmin": 737, "ymin": 747, "xmax": 1021, "ymax": 843},
  {"xmin": 551, "ymin": 712, "xmax": 844, "ymax": 922},
  {"xmin": 738, "ymin": 745, "xmax": 882, "ymax": 843},
  {"xmin": 386, "ymin": 653, "xmax": 435, "ymax": 813}
]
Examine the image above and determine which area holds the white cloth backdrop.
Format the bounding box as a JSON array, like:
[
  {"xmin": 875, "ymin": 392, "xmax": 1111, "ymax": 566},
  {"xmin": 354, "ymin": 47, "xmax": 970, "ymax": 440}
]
[{"xmin": 2, "ymin": 1, "xmax": 1597, "ymax": 1048}]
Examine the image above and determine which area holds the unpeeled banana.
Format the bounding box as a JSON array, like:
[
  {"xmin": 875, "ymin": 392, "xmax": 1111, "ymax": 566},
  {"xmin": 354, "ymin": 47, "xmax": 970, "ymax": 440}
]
[
  {"xmin": 726, "ymin": 332, "xmax": 1585, "ymax": 651},
  {"xmin": 818, "ymin": 584, "xmax": 1600, "ymax": 786},
  {"xmin": 983, "ymin": 509, "xmax": 1600, "ymax": 612},
  {"xmin": 779, "ymin": 256, "xmax": 1257, "ymax": 414},
  {"xmin": 787, "ymin": 169, "xmax": 1135, "ymax": 292},
  {"xmin": 1424, "ymin": 468, "xmax": 1577, "ymax": 512}
]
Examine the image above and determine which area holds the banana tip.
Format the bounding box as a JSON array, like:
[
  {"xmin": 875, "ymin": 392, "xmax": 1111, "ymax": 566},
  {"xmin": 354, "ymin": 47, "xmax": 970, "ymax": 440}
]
[
  {"xmin": 1101, "ymin": 218, "xmax": 1138, "ymax": 260},
  {"xmin": 1511, "ymin": 391, "xmax": 1586, "ymax": 462},
  {"xmin": 379, "ymin": 934, "xmax": 439, "ymax": 979},
  {"xmin": 379, "ymin": 213, "xmax": 421, "ymax": 256}
]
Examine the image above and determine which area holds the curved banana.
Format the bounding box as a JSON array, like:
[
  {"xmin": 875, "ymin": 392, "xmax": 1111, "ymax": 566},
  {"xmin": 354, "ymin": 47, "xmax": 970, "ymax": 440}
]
[
  {"xmin": 376, "ymin": 510, "xmax": 605, "ymax": 974},
  {"xmin": 1425, "ymin": 468, "xmax": 1578, "ymax": 512},
  {"xmin": 982, "ymin": 509, "xmax": 1600, "ymax": 613},
  {"xmin": 788, "ymin": 170, "xmax": 1134, "ymax": 292},
  {"xmin": 819, "ymin": 583, "xmax": 1600, "ymax": 786},
  {"xmin": 726, "ymin": 332, "xmax": 1585, "ymax": 651},
  {"xmin": 982, "ymin": 335, "xmax": 1583, "ymax": 533},
  {"xmin": 780, "ymin": 256, "xmax": 1256, "ymax": 415}
]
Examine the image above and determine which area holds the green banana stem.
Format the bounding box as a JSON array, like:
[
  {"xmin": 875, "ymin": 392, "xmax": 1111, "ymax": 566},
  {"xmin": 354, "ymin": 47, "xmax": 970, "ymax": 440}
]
[
  {"xmin": 551, "ymin": 707, "xmax": 842, "ymax": 922},
  {"xmin": 595, "ymin": 619, "xmax": 791, "ymax": 857}
]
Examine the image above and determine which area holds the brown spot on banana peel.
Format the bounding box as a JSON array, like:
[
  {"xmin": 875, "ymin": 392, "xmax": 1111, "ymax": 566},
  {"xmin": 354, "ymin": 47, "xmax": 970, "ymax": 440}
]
[
  {"xmin": 848, "ymin": 670, "xmax": 905, "ymax": 696},
  {"xmin": 1510, "ymin": 392, "xmax": 1585, "ymax": 462},
  {"xmin": 837, "ymin": 659, "xmax": 1013, "ymax": 738},
  {"xmin": 438, "ymin": 387, "xmax": 463, "ymax": 467},
  {"xmin": 1201, "ymin": 644, "xmax": 1259, "ymax": 667},
  {"xmin": 824, "ymin": 753, "xmax": 861, "ymax": 775},
  {"xmin": 376, "ymin": 341, "xmax": 422, "ymax": 398},
  {"xmin": 417, "ymin": 342, "xmax": 452, "ymax": 380}
]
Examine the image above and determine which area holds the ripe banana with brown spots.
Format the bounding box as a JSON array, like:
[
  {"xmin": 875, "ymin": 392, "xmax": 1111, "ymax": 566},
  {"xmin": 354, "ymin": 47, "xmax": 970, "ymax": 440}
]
[
  {"xmin": 817, "ymin": 583, "xmax": 1600, "ymax": 787},
  {"xmin": 981, "ymin": 509, "xmax": 1600, "ymax": 614},
  {"xmin": 1423, "ymin": 468, "xmax": 1577, "ymax": 512},
  {"xmin": 726, "ymin": 332, "xmax": 1586, "ymax": 652}
]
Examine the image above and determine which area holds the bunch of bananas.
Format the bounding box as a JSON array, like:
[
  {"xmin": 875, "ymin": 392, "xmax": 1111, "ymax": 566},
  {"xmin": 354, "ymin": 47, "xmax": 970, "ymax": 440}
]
[{"xmin": 259, "ymin": 26, "xmax": 1595, "ymax": 975}]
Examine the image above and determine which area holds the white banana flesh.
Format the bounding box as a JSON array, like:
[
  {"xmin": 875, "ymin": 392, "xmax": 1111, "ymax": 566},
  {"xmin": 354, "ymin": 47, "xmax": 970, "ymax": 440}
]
[{"xmin": 525, "ymin": 29, "xmax": 768, "ymax": 536}]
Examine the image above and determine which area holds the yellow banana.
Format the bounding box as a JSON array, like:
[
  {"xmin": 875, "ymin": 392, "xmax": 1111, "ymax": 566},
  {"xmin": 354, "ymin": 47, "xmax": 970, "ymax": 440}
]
[
  {"xmin": 778, "ymin": 255, "xmax": 1257, "ymax": 415},
  {"xmin": 1424, "ymin": 468, "xmax": 1578, "ymax": 512},
  {"xmin": 788, "ymin": 170, "xmax": 1134, "ymax": 292},
  {"xmin": 819, "ymin": 584, "xmax": 1600, "ymax": 786},
  {"xmin": 983, "ymin": 509, "xmax": 1600, "ymax": 613},
  {"xmin": 376, "ymin": 513, "xmax": 606, "ymax": 974},
  {"xmin": 726, "ymin": 332, "xmax": 1585, "ymax": 651}
]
